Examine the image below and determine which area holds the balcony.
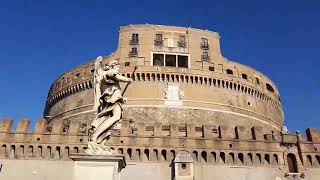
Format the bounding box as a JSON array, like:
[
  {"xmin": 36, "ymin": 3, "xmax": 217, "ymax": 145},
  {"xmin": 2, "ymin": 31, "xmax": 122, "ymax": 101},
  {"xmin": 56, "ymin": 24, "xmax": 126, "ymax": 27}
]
[
  {"xmin": 201, "ymin": 55, "xmax": 210, "ymax": 61},
  {"xmin": 177, "ymin": 41, "xmax": 187, "ymax": 48},
  {"xmin": 129, "ymin": 50, "xmax": 138, "ymax": 57},
  {"xmin": 130, "ymin": 39, "xmax": 139, "ymax": 45},
  {"xmin": 154, "ymin": 40, "xmax": 163, "ymax": 46},
  {"xmin": 200, "ymin": 43, "xmax": 209, "ymax": 50}
]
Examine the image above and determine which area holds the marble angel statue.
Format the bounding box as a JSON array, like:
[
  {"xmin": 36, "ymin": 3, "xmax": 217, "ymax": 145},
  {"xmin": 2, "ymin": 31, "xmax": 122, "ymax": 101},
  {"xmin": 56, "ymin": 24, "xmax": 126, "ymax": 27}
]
[{"xmin": 87, "ymin": 56, "xmax": 132, "ymax": 154}]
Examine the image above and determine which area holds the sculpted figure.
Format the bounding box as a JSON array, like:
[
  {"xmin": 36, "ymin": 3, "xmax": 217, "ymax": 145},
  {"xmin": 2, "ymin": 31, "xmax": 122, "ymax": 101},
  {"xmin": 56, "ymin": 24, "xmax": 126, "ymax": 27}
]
[{"xmin": 87, "ymin": 56, "xmax": 132, "ymax": 154}]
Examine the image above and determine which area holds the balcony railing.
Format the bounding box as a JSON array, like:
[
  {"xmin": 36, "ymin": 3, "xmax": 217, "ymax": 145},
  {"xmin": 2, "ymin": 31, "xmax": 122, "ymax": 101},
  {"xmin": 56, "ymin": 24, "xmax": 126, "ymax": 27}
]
[
  {"xmin": 200, "ymin": 43, "xmax": 209, "ymax": 50},
  {"xmin": 177, "ymin": 41, "xmax": 187, "ymax": 48},
  {"xmin": 129, "ymin": 50, "xmax": 138, "ymax": 57},
  {"xmin": 130, "ymin": 39, "xmax": 139, "ymax": 45},
  {"xmin": 201, "ymin": 55, "xmax": 210, "ymax": 61},
  {"xmin": 154, "ymin": 40, "xmax": 163, "ymax": 46}
]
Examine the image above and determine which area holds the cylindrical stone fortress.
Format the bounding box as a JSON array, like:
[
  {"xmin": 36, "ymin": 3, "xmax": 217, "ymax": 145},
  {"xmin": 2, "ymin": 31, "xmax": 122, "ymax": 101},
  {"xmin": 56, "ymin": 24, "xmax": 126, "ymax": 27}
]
[{"xmin": 44, "ymin": 24, "xmax": 284, "ymax": 133}]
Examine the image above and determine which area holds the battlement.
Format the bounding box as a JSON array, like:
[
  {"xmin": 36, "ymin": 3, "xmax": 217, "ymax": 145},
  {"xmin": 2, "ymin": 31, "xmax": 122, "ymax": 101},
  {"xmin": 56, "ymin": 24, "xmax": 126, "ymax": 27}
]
[
  {"xmin": 0, "ymin": 118, "xmax": 320, "ymax": 170},
  {"xmin": 0, "ymin": 118, "xmax": 87, "ymax": 135},
  {"xmin": 1, "ymin": 119, "xmax": 319, "ymax": 143}
]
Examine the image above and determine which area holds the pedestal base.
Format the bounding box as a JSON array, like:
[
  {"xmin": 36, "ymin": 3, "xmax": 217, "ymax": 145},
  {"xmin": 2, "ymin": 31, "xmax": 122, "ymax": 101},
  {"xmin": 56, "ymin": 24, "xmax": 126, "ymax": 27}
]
[{"xmin": 70, "ymin": 154, "xmax": 126, "ymax": 180}]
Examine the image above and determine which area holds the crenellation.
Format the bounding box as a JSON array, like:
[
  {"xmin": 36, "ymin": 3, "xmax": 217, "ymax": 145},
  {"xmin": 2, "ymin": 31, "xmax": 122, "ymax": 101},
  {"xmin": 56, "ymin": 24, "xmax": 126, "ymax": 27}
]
[
  {"xmin": 68, "ymin": 121, "xmax": 80, "ymax": 135},
  {"xmin": 154, "ymin": 122, "xmax": 162, "ymax": 136},
  {"xmin": 35, "ymin": 119, "xmax": 47, "ymax": 133},
  {"xmin": 202, "ymin": 125, "xmax": 212, "ymax": 138},
  {"xmin": 120, "ymin": 120, "xmax": 130, "ymax": 136},
  {"xmin": 306, "ymin": 128, "xmax": 320, "ymax": 143},
  {"xmin": 52, "ymin": 121, "xmax": 64, "ymax": 134},
  {"xmin": 251, "ymin": 126, "xmax": 264, "ymax": 140},
  {"xmin": 219, "ymin": 126, "xmax": 234, "ymax": 139},
  {"xmin": 187, "ymin": 124, "xmax": 195, "ymax": 138},
  {"xmin": 0, "ymin": 118, "xmax": 13, "ymax": 132},
  {"xmin": 170, "ymin": 124, "xmax": 179, "ymax": 137},
  {"xmin": 235, "ymin": 126, "xmax": 252, "ymax": 140},
  {"xmin": 16, "ymin": 118, "xmax": 30, "ymax": 133},
  {"xmin": 136, "ymin": 121, "xmax": 146, "ymax": 136}
]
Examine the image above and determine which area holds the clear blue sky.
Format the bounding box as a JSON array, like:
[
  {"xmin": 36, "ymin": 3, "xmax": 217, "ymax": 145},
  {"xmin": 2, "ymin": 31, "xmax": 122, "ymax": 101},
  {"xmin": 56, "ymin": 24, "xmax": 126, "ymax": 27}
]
[{"xmin": 0, "ymin": 0, "xmax": 319, "ymax": 133}]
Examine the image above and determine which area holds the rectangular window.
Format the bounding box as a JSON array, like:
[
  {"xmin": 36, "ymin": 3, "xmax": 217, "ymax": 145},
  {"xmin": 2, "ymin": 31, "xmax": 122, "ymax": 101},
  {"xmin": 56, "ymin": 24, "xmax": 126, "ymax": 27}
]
[
  {"xmin": 201, "ymin": 38, "xmax": 209, "ymax": 49},
  {"xmin": 178, "ymin": 55, "xmax": 188, "ymax": 68},
  {"xmin": 256, "ymin": 77, "xmax": 260, "ymax": 85},
  {"xmin": 153, "ymin": 54, "xmax": 164, "ymax": 66},
  {"xmin": 209, "ymin": 66, "xmax": 215, "ymax": 71},
  {"xmin": 179, "ymin": 35, "xmax": 186, "ymax": 42},
  {"xmin": 155, "ymin": 34, "xmax": 163, "ymax": 46},
  {"xmin": 152, "ymin": 52, "xmax": 189, "ymax": 68},
  {"xmin": 202, "ymin": 51, "xmax": 210, "ymax": 60},
  {"xmin": 156, "ymin": 34, "xmax": 162, "ymax": 41},
  {"xmin": 165, "ymin": 54, "xmax": 176, "ymax": 67},
  {"xmin": 129, "ymin": 47, "xmax": 138, "ymax": 56},
  {"xmin": 131, "ymin": 34, "xmax": 139, "ymax": 45},
  {"xmin": 178, "ymin": 35, "xmax": 186, "ymax": 47}
]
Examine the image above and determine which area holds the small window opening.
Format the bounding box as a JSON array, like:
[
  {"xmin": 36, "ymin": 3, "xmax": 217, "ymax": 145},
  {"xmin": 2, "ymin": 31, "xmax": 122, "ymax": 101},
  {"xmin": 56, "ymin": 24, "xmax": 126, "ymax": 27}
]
[
  {"xmin": 266, "ymin": 83, "xmax": 275, "ymax": 93},
  {"xmin": 226, "ymin": 69, "xmax": 233, "ymax": 75},
  {"xmin": 131, "ymin": 34, "xmax": 139, "ymax": 45},
  {"xmin": 201, "ymin": 38, "xmax": 209, "ymax": 49},
  {"xmin": 201, "ymin": 51, "xmax": 210, "ymax": 60},
  {"xmin": 129, "ymin": 47, "xmax": 138, "ymax": 56},
  {"xmin": 156, "ymin": 34, "xmax": 162, "ymax": 41},
  {"xmin": 181, "ymin": 163, "xmax": 186, "ymax": 169},
  {"xmin": 242, "ymin": 74, "xmax": 248, "ymax": 79},
  {"xmin": 125, "ymin": 62, "xmax": 130, "ymax": 66},
  {"xmin": 155, "ymin": 34, "xmax": 163, "ymax": 46},
  {"xmin": 178, "ymin": 35, "xmax": 186, "ymax": 47},
  {"xmin": 256, "ymin": 77, "xmax": 260, "ymax": 85},
  {"xmin": 209, "ymin": 66, "xmax": 215, "ymax": 71}
]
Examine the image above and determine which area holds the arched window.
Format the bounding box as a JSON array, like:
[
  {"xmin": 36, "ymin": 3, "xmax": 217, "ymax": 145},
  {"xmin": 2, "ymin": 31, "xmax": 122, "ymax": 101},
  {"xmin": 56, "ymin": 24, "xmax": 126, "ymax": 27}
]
[
  {"xmin": 211, "ymin": 152, "xmax": 217, "ymax": 163},
  {"xmin": 161, "ymin": 150, "xmax": 167, "ymax": 161},
  {"xmin": 265, "ymin": 154, "xmax": 270, "ymax": 164},
  {"xmin": 273, "ymin": 154, "xmax": 279, "ymax": 165},
  {"xmin": 247, "ymin": 153, "xmax": 253, "ymax": 164},
  {"xmin": 238, "ymin": 153, "xmax": 244, "ymax": 164},
  {"xmin": 287, "ymin": 153, "xmax": 298, "ymax": 173},
  {"xmin": 136, "ymin": 149, "xmax": 141, "ymax": 161},
  {"xmin": 266, "ymin": 83, "xmax": 274, "ymax": 93},
  {"xmin": 118, "ymin": 148, "xmax": 124, "ymax": 155},
  {"xmin": 127, "ymin": 148, "xmax": 132, "ymax": 160},
  {"xmin": 192, "ymin": 151, "xmax": 198, "ymax": 162},
  {"xmin": 201, "ymin": 151, "xmax": 207, "ymax": 163},
  {"xmin": 315, "ymin": 155, "xmax": 320, "ymax": 165},
  {"xmin": 220, "ymin": 152, "xmax": 226, "ymax": 163},
  {"xmin": 229, "ymin": 152, "xmax": 235, "ymax": 163},
  {"xmin": 307, "ymin": 155, "xmax": 312, "ymax": 166},
  {"xmin": 144, "ymin": 149, "xmax": 150, "ymax": 161},
  {"xmin": 226, "ymin": 69, "xmax": 233, "ymax": 75},
  {"xmin": 256, "ymin": 153, "xmax": 262, "ymax": 164}
]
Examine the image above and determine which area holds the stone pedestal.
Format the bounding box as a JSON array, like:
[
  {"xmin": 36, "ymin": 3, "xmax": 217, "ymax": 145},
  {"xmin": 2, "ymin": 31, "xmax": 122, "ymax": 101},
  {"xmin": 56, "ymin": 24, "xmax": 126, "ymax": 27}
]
[{"xmin": 70, "ymin": 154, "xmax": 126, "ymax": 180}]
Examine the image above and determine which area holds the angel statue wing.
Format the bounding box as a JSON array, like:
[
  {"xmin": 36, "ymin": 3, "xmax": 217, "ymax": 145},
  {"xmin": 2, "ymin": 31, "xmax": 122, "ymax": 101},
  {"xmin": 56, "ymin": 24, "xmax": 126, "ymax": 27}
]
[{"xmin": 93, "ymin": 56, "xmax": 104, "ymax": 113}]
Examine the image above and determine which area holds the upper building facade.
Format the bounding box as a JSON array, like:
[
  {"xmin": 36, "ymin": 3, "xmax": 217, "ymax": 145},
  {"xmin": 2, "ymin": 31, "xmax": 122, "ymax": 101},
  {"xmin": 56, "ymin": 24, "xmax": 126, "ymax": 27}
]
[{"xmin": 45, "ymin": 24, "xmax": 283, "ymax": 133}]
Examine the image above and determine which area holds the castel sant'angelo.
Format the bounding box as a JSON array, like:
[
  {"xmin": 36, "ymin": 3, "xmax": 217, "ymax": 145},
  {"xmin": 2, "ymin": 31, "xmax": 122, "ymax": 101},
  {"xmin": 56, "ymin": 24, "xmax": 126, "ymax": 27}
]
[{"xmin": 0, "ymin": 24, "xmax": 320, "ymax": 180}]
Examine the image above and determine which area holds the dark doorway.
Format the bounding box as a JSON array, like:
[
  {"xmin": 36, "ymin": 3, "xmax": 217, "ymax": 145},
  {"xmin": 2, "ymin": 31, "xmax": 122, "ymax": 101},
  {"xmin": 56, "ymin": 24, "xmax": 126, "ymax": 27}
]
[{"xmin": 287, "ymin": 153, "xmax": 298, "ymax": 173}]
